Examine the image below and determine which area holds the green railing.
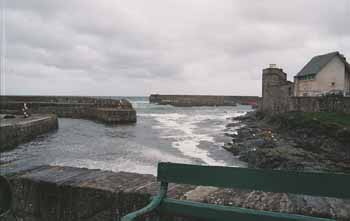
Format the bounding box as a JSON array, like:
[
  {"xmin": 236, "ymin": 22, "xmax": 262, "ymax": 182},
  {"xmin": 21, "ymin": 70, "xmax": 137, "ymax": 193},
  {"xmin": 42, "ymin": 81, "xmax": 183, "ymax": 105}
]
[{"xmin": 122, "ymin": 162, "xmax": 350, "ymax": 221}]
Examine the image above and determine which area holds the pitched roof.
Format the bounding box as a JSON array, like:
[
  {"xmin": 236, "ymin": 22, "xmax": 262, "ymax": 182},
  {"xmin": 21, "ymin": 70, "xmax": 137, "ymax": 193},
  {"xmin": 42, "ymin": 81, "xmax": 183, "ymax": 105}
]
[{"xmin": 296, "ymin": 51, "xmax": 350, "ymax": 77}]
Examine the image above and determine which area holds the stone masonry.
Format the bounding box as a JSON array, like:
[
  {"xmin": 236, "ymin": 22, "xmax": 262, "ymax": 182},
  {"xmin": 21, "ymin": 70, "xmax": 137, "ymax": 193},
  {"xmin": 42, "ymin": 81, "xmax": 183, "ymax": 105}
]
[
  {"xmin": 260, "ymin": 66, "xmax": 350, "ymax": 114},
  {"xmin": 150, "ymin": 94, "xmax": 260, "ymax": 107},
  {"xmin": 0, "ymin": 165, "xmax": 194, "ymax": 221},
  {"xmin": 0, "ymin": 96, "xmax": 137, "ymax": 124},
  {"xmin": 0, "ymin": 114, "xmax": 58, "ymax": 152}
]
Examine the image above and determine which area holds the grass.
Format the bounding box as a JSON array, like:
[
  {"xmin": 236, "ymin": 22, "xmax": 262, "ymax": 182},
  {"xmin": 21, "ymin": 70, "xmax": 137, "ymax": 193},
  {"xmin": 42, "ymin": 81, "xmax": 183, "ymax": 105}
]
[
  {"xmin": 264, "ymin": 111, "xmax": 350, "ymax": 145},
  {"xmin": 301, "ymin": 112, "xmax": 350, "ymax": 127},
  {"xmin": 266, "ymin": 112, "xmax": 350, "ymax": 133}
]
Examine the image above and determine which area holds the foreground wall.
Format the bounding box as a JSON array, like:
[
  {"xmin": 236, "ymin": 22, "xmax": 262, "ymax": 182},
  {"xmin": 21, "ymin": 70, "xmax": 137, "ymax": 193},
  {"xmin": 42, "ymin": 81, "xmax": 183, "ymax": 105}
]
[
  {"xmin": 1, "ymin": 166, "xmax": 156, "ymax": 221},
  {"xmin": 1, "ymin": 165, "xmax": 349, "ymax": 221},
  {"xmin": 0, "ymin": 166, "xmax": 193, "ymax": 221},
  {"xmin": 0, "ymin": 96, "xmax": 137, "ymax": 124},
  {"xmin": 150, "ymin": 94, "xmax": 260, "ymax": 106}
]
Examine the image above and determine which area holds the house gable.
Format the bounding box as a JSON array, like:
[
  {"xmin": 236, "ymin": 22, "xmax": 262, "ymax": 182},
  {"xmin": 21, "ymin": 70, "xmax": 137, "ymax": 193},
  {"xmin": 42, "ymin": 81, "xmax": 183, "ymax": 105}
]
[
  {"xmin": 315, "ymin": 56, "xmax": 346, "ymax": 92},
  {"xmin": 294, "ymin": 53, "xmax": 348, "ymax": 96},
  {"xmin": 296, "ymin": 51, "xmax": 349, "ymax": 79}
]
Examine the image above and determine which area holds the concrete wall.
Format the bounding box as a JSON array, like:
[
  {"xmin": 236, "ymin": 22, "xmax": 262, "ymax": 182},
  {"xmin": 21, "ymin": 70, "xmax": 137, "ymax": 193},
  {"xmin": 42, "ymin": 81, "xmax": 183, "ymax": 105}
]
[
  {"xmin": 262, "ymin": 96, "xmax": 350, "ymax": 114},
  {"xmin": 290, "ymin": 96, "xmax": 350, "ymax": 113},
  {"xmin": 0, "ymin": 96, "xmax": 136, "ymax": 124},
  {"xmin": 295, "ymin": 56, "xmax": 347, "ymax": 96},
  {"xmin": 150, "ymin": 94, "xmax": 260, "ymax": 107},
  {"xmin": 0, "ymin": 114, "xmax": 58, "ymax": 152},
  {"xmin": 0, "ymin": 166, "xmax": 193, "ymax": 221},
  {"xmin": 1, "ymin": 166, "xmax": 349, "ymax": 221}
]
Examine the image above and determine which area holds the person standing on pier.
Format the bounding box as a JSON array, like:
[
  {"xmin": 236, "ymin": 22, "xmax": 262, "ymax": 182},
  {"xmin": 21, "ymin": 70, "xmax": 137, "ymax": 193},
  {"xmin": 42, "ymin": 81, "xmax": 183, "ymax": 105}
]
[{"xmin": 22, "ymin": 103, "xmax": 30, "ymax": 118}]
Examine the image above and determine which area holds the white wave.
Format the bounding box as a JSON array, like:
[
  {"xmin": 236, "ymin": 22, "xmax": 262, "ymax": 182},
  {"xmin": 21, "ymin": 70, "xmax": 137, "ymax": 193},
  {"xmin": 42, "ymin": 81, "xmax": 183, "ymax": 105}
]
[
  {"xmin": 145, "ymin": 112, "xmax": 241, "ymax": 166},
  {"xmin": 52, "ymin": 158, "xmax": 157, "ymax": 175}
]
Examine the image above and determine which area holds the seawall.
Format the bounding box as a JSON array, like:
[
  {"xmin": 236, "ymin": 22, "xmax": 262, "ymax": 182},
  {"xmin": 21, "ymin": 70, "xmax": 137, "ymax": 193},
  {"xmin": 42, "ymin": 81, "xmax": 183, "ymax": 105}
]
[
  {"xmin": 0, "ymin": 165, "xmax": 192, "ymax": 221},
  {"xmin": 1, "ymin": 165, "xmax": 349, "ymax": 220},
  {"xmin": 150, "ymin": 94, "xmax": 260, "ymax": 106},
  {"xmin": 0, "ymin": 114, "xmax": 58, "ymax": 152},
  {"xmin": 0, "ymin": 96, "xmax": 137, "ymax": 124},
  {"xmin": 261, "ymin": 95, "xmax": 350, "ymax": 114}
]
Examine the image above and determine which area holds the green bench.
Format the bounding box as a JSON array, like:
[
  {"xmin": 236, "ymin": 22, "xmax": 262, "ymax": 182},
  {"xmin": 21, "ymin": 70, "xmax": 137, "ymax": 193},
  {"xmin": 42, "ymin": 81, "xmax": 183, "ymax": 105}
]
[{"xmin": 122, "ymin": 162, "xmax": 350, "ymax": 221}]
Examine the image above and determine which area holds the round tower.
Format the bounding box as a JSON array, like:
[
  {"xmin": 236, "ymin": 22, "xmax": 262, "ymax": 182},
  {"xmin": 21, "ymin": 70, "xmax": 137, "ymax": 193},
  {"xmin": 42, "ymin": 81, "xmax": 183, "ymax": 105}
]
[{"xmin": 261, "ymin": 64, "xmax": 288, "ymax": 112}]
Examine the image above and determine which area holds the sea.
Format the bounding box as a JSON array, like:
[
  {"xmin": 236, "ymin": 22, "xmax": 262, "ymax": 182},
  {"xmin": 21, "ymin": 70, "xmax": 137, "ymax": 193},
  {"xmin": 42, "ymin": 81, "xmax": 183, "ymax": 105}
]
[{"xmin": 1, "ymin": 97, "xmax": 251, "ymax": 175}]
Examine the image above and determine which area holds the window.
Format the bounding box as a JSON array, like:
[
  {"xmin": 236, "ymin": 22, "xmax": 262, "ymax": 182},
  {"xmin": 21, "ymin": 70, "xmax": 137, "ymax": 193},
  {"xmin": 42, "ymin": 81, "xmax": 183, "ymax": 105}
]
[
  {"xmin": 299, "ymin": 74, "xmax": 315, "ymax": 80},
  {"xmin": 331, "ymin": 82, "xmax": 335, "ymax": 86}
]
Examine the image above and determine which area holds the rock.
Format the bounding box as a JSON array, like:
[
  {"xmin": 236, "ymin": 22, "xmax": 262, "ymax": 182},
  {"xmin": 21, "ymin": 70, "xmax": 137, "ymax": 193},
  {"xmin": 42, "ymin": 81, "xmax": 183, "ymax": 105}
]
[
  {"xmin": 3, "ymin": 115, "xmax": 15, "ymax": 119},
  {"xmin": 205, "ymin": 189, "xmax": 350, "ymax": 220},
  {"xmin": 223, "ymin": 111, "xmax": 350, "ymax": 173},
  {"xmin": 247, "ymin": 146, "xmax": 321, "ymax": 170},
  {"xmin": 184, "ymin": 186, "xmax": 219, "ymax": 202},
  {"xmin": 226, "ymin": 122, "xmax": 240, "ymax": 128},
  {"xmin": 219, "ymin": 111, "xmax": 350, "ymax": 220}
]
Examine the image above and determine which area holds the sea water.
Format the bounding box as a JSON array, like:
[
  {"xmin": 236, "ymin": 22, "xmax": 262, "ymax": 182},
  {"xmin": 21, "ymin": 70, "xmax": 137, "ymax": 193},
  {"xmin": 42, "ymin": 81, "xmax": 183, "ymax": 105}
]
[{"xmin": 1, "ymin": 97, "xmax": 250, "ymax": 175}]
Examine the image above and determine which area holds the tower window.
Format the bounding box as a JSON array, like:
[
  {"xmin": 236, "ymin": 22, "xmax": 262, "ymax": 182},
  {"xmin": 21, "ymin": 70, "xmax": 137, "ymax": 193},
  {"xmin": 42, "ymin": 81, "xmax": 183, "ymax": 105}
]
[{"xmin": 331, "ymin": 82, "xmax": 335, "ymax": 86}]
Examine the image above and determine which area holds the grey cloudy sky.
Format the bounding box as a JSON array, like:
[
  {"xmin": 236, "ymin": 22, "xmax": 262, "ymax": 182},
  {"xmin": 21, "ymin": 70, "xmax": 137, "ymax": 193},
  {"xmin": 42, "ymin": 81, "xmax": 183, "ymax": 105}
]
[{"xmin": 1, "ymin": 0, "xmax": 350, "ymax": 96}]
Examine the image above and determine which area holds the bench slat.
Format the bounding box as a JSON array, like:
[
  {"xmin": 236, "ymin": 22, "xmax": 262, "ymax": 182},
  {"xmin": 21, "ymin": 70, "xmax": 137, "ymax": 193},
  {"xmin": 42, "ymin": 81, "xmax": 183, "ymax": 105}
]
[
  {"xmin": 160, "ymin": 198, "xmax": 335, "ymax": 221},
  {"xmin": 157, "ymin": 162, "xmax": 350, "ymax": 198}
]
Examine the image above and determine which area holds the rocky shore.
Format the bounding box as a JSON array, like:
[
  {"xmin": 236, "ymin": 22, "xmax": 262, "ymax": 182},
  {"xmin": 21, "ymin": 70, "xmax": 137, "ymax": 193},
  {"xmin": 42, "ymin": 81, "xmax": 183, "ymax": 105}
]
[
  {"xmin": 223, "ymin": 111, "xmax": 350, "ymax": 172},
  {"xmin": 203, "ymin": 111, "xmax": 350, "ymax": 220}
]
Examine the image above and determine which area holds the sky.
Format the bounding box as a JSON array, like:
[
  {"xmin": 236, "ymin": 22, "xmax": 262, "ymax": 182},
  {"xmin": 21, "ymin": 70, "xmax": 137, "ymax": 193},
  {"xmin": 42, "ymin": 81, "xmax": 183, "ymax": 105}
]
[{"xmin": 1, "ymin": 0, "xmax": 350, "ymax": 96}]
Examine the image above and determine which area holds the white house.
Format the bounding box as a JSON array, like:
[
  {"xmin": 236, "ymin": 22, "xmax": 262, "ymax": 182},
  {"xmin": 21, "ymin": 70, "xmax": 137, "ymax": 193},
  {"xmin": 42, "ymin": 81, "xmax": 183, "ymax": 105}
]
[{"xmin": 294, "ymin": 51, "xmax": 350, "ymax": 97}]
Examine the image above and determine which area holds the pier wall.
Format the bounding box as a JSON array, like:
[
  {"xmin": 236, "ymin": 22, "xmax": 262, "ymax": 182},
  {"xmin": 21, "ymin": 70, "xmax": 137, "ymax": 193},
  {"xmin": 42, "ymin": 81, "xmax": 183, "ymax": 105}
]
[
  {"xmin": 0, "ymin": 96, "xmax": 137, "ymax": 124},
  {"xmin": 149, "ymin": 94, "xmax": 260, "ymax": 107},
  {"xmin": 1, "ymin": 166, "xmax": 348, "ymax": 221},
  {"xmin": 0, "ymin": 166, "xmax": 190, "ymax": 221},
  {"xmin": 0, "ymin": 114, "xmax": 58, "ymax": 152}
]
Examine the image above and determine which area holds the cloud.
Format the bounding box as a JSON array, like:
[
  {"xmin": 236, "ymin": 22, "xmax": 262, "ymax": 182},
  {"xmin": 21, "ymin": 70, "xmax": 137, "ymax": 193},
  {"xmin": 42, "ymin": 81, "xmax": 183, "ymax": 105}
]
[{"xmin": 2, "ymin": 0, "xmax": 350, "ymax": 96}]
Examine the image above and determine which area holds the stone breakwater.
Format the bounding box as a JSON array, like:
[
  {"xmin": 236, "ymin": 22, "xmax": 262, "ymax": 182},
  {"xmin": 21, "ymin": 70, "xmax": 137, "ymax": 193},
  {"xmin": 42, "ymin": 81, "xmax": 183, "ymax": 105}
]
[
  {"xmin": 149, "ymin": 94, "xmax": 260, "ymax": 107},
  {"xmin": 1, "ymin": 165, "xmax": 349, "ymax": 221},
  {"xmin": 0, "ymin": 96, "xmax": 137, "ymax": 124},
  {"xmin": 0, "ymin": 114, "xmax": 58, "ymax": 152}
]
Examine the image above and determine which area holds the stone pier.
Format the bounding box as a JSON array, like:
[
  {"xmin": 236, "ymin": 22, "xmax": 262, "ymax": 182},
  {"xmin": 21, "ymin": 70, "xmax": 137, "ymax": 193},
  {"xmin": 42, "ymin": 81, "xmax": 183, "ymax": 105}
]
[
  {"xmin": 149, "ymin": 94, "xmax": 260, "ymax": 107},
  {"xmin": 0, "ymin": 114, "xmax": 58, "ymax": 152},
  {"xmin": 0, "ymin": 96, "xmax": 137, "ymax": 124}
]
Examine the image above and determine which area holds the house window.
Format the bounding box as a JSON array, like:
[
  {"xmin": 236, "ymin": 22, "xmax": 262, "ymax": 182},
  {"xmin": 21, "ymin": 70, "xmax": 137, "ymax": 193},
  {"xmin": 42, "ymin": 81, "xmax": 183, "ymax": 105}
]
[
  {"xmin": 300, "ymin": 74, "xmax": 315, "ymax": 80},
  {"xmin": 288, "ymin": 87, "xmax": 292, "ymax": 96}
]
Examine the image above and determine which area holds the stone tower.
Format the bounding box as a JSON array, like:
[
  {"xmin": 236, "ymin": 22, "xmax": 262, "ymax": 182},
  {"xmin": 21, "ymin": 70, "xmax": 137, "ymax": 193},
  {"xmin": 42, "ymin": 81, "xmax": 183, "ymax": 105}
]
[{"xmin": 261, "ymin": 64, "xmax": 290, "ymax": 113}]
